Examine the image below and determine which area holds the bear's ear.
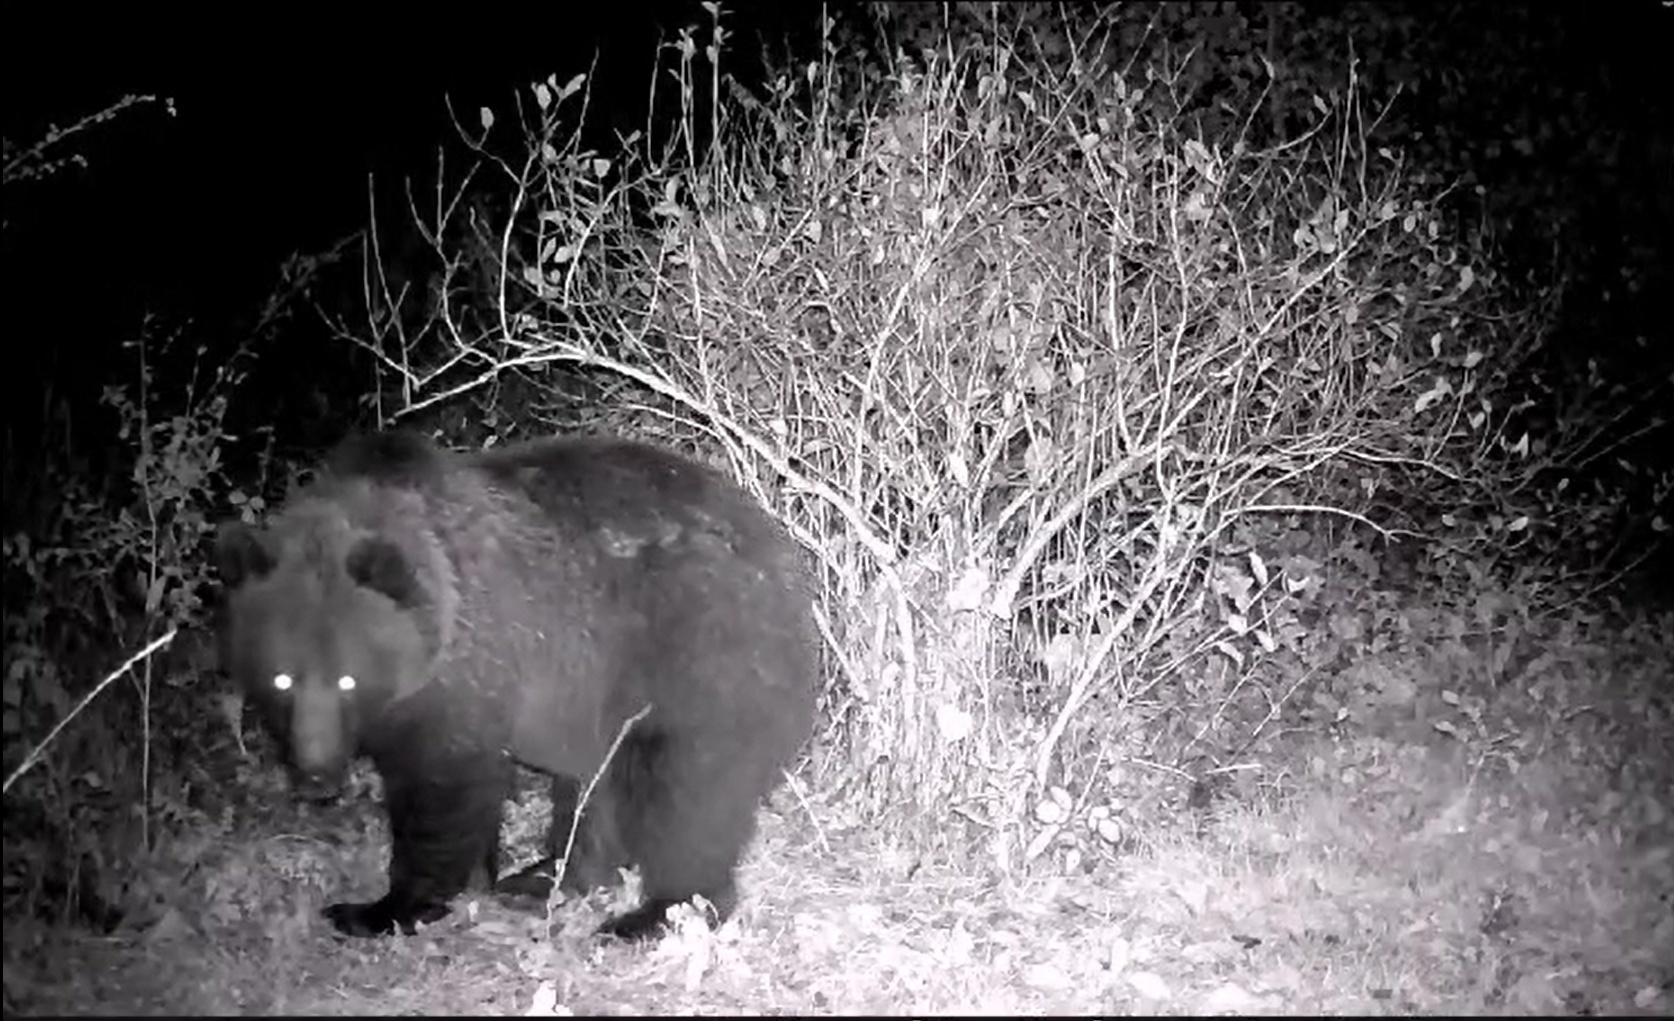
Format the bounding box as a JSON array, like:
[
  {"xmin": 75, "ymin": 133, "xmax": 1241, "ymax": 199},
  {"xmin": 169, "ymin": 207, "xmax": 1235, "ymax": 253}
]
[
  {"xmin": 345, "ymin": 537, "xmax": 427, "ymax": 609},
  {"xmin": 215, "ymin": 522, "xmax": 274, "ymax": 588}
]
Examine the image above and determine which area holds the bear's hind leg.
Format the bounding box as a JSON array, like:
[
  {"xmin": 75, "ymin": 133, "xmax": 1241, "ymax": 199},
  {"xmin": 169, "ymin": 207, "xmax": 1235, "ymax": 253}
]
[{"xmin": 602, "ymin": 733, "xmax": 769, "ymax": 941}]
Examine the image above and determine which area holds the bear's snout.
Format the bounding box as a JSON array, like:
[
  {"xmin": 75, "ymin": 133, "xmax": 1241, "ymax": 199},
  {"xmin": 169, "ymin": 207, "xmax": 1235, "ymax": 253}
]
[
  {"xmin": 288, "ymin": 685, "xmax": 350, "ymax": 795},
  {"xmin": 289, "ymin": 767, "xmax": 348, "ymax": 803}
]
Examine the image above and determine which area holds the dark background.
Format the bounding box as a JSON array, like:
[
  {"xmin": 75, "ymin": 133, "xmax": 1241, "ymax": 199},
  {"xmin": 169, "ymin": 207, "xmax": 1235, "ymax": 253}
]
[
  {"xmin": 6, "ymin": 3, "xmax": 1671, "ymax": 545},
  {"xmin": 4, "ymin": 3, "xmax": 828, "ymax": 456}
]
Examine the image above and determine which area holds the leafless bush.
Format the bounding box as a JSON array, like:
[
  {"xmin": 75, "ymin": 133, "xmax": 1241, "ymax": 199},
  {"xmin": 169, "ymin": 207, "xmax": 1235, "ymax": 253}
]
[{"xmin": 334, "ymin": 6, "xmax": 1545, "ymax": 863}]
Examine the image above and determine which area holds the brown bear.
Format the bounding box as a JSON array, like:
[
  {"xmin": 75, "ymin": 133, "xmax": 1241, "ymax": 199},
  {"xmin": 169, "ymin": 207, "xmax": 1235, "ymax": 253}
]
[{"xmin": 215, "ymin": 430, "xmax": 818, "ymax": 940}]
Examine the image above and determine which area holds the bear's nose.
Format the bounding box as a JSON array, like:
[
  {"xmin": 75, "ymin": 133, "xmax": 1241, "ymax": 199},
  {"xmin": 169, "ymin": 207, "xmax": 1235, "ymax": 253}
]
[
  {"xmin": 289, "ymin": 687, "xmax": 347, "ymax": 775},
  {"xmin": 291, "ymin": 768, "xmax": 347, "ymax": 803}
]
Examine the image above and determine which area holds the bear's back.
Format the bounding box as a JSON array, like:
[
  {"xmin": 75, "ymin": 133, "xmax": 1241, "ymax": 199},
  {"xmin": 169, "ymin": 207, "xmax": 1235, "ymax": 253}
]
[
  {"xmin": 326, "ymin": 430, "xmax": 452, "ymax": 485},
  {"xmin": 471, "ymin": 436, "xmax": 801, "ymax": 574}
]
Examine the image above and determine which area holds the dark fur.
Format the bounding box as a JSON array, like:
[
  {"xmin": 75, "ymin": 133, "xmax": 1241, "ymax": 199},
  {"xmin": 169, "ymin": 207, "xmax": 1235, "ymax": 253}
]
[{"xmin": 216, "ymin": 431, "xmax": 817, "ymax": 940}]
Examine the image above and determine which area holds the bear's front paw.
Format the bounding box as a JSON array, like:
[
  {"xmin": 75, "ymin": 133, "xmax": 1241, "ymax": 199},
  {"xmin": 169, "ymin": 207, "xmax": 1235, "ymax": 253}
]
[
  {"xmin": 597, "ymin": 899, "xmax": 680, "ymax": 942},
  {"xmin": 323, "ymin": 895, "xmax": 451, "ymax": 937}
]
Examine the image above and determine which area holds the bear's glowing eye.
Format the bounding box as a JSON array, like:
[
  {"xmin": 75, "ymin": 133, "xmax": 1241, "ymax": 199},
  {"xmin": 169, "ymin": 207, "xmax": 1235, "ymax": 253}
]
[
  {"xmin": 273, "ymin": 673, "xmax": 294, "ymax": 692},
  {"xmin": 338, "ymin": 675, "xmax": 357, "ymax": 692}
]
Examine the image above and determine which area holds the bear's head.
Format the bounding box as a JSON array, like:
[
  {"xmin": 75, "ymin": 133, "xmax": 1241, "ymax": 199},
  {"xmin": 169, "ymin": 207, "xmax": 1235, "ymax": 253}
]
[{"xmin": 215, "ymin": 512, "xmax": 433, "ymax": 798}]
